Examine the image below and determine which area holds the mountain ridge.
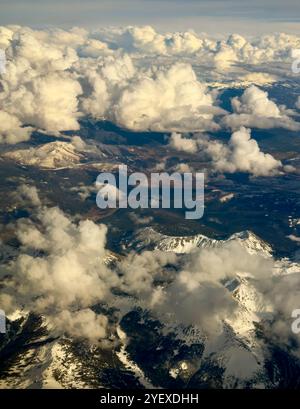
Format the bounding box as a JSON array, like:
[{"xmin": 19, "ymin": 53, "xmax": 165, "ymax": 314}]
[{"xmin": 124, "ymin": 227, "xmax": 273, "ymax": 256}]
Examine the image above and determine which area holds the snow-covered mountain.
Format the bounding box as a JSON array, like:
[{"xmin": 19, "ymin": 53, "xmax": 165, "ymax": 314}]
[
  {"xmin": 1, "ymin": 228, "xmax": 299, "ymax": 389},
  {"xmin": 2, "ymin": 141, "xmax": 131, "ymax": 172},
  {"xmin": 3, "ymin": 141, "xmax": 84, "ymax": 169},
  {"xmin": 125, "ymin": 227, "xmax": 273, "ymax": 256}
]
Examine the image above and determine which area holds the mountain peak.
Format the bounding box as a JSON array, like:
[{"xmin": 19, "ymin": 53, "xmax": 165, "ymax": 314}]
[
  {"xmin": 125, "ymin": 228, "xmax": 272, "ymax": 256},
  {"xmin": 3, "ymin": 141, "xmax": 84, "ymax": 169}
]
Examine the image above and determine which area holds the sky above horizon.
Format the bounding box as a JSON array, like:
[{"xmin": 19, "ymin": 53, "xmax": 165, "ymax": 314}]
[{"xmin": 0, "ymin": 0, "xmax": 300, "ymax": 35}]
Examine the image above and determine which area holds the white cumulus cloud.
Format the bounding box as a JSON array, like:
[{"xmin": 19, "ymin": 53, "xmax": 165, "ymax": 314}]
[{"xmin": 223, "ymin": 85, "xmax": 300, "ymax": 131}]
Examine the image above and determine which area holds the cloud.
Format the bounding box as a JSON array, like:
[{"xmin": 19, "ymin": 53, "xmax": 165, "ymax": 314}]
[
  {"xmin": 163, "ymin": 279, "xmax": 237, "ymax": 335},
  {"xmin": 128, "ymin": 213, "xmax": 153, "ymax": 225},
  {"xmin": 3, "ymin": 71, "xmax": 82, "ymax": 134},
  {"xmin": 2, "ymin": 184, "xmax": 300, "ymax": 359},
  {"xmin": 287, "ymin": 234, "xmax": 300, "ymax": 243},
  {"xmin": 109, "ymin": 25, "xmax": 203, "ymax": 55},
  {"xmin": 1, "ymin": 29, "xmax": 221, "ymax": 138},
  {"xmin": 0, "ymin": 26, "xmax": 300, "ymax": 143},
  {"xmin": 118, "ymin": 239, "xmax": 273, "ymax": 337},
  {"xmin": 223, "ymin": 348, "xmax": 260, "ymax": 381},
  {"xmin": 116, "ymin": 231, "xmax": 300, "ymax": 355},
  {"xmin": 173, "ymin": 163, "xmax": 193, "ymax": 173},
  {"xmin": 0, "ymin": 27, "xmax": 82, "ymax": 142},
  {"xmin": 71, "ymin": 182, "xmax": 98, "ymax": 201},
  {"xmin": 223, "ymin": 85, "xmax": 300, "ymax": 131},
  {"xmin": 1, "ymin": 198, "xmax": 119, "ymax": 342},
  {"xmin": 113, "ymin": 62, "xmax": 221, "ymax": 132},
  {"xmin": 169, "ymin": 132, "xmax": 198, "ymax": 153},
  {"xmin": 169, "ymin": 127, "xmax": 283, "ymax": 176},
  {"xmin": 52, "ymin": 309, "xmax": 108, "ymax": 343},
  {"xmin": 70, "ymin": 135, "xmax": 86, "ymax": 150},
  {"xmin": 78, "ymin": 52, "xmax": 135, "ymax": 119},
  {"xmin": 98, "ymin": 27, "xmax": 300, "ymax": 65},
  {"xmin": 213, "ymin": 32, "xmax": 300, "ymax": 68},
  {"xmin": 256, "ymin": 272, "xmax": 300, "ymax": 353},
  {"xmin": 203, "ymin": 127, "xmax": 282, "ymax": 176},
  {"xmin": 0, "ymin": 26, "xmax": 14, "ymax": 49},
  {"xmin": 118, "ymin": 250, "xmax": 177, "ymax": 295},
  {"xmin": 238, "ymin": 72, "xmax": 277, "ymax": 86},
  {"xmin": 16, "ymin": 184, "xmax": 41, "ymax": 207},
  {"xmin": 232, "ymin": 85, "xmax": 281, "ymax": 117},
  {"xmin": 0, "ymin": 110, "xmax": 32, "ymax": 144},
  {"xmin": 214, "ymin": 43, "xmax": 239, "ymax": 70}
]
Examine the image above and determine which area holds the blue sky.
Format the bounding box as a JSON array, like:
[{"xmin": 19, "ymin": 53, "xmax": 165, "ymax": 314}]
[{"xmin": 0, "ymin": 0, "xmax": 300, "ymax": 34}]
